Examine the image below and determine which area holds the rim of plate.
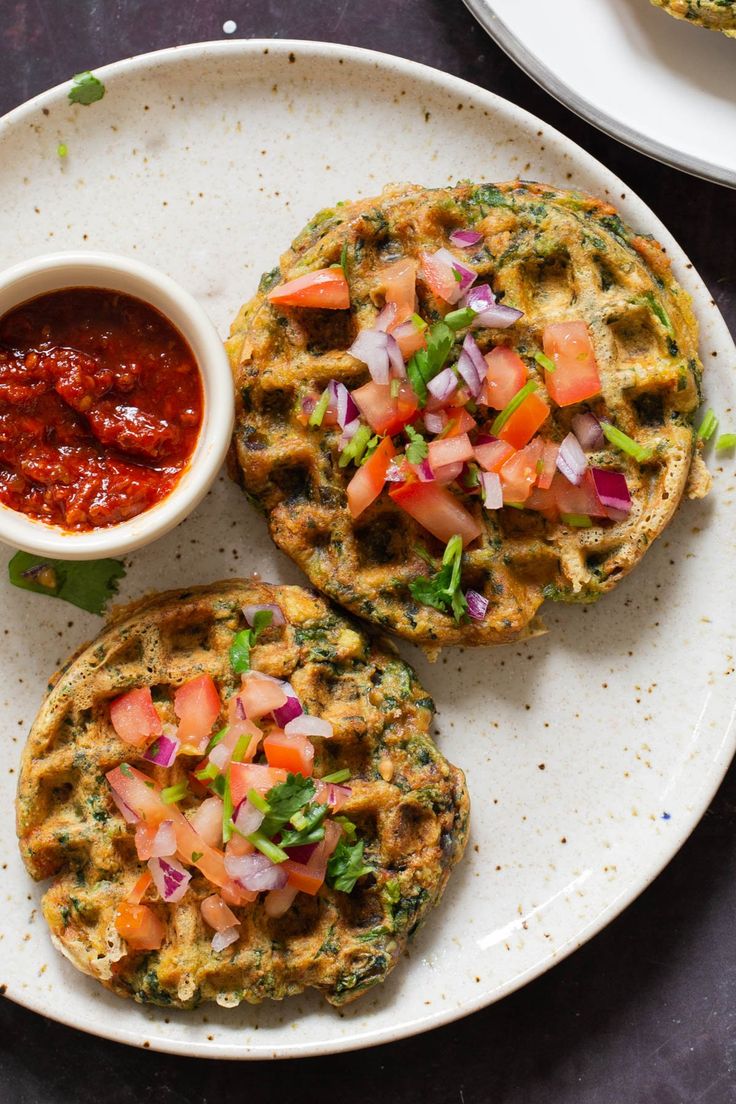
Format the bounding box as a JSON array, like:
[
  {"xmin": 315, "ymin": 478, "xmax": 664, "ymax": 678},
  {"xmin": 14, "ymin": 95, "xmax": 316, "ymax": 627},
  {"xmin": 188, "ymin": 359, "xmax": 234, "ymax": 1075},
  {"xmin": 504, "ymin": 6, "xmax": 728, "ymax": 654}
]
[
  {"xmin": 462, "ymin": 0, "xmax": 736, "ymax": 190},
  {"xmin": 2, "ymin": 37, "xmax": 734, "ymax": 1061}
]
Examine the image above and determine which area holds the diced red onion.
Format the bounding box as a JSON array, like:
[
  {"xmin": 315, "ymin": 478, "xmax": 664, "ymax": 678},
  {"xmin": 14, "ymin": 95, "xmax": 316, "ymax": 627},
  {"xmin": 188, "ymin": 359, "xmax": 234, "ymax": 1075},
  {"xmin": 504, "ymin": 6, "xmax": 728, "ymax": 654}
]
[
  {"xmin": 349, "ymin": 329, "xmax": 391, "ymax": 385},
  {"xmin": 434, "ymin": 460, "xmax": 464, "ymax": 485},
  {"xmin": 264, "ymin": 885, "xmax": 299, "ymax": 918},
  {"xmin": 556, "ymin": 432, "xmax": 589, "ymax": 486},
  {"xmin": 480, "ymin": 470, "xmax": 503, "ymax": 509},
  {"xmin": 327, "ymin": 379, "xmax": 360, "ymax": 430},
  {"xmin": 386, "ymin": 333, "xmax": 405, "ymax": 378},
  {"xmin": 110, "ymin": 787, "xmax": 139, "ymax": 825},
  {"xmin": 301, "ymin": 395, "xmax": 316, "ymax": 419},
  {"xmin": 339, "ymin": 417, "xmax": 361, "ymax": 448},
  {"xmin": 225, "ymin": 852, "xmax": 288, "ymax": 892},
  {"xmin": 385, "ymin": 461, "xmax": 405, "ymax": 483},
  {"xmin": 150, "ymin": 820, "xmax": 177, "ymax": 858},
  {"xmin": 143, "ymin": 732, "xmax": 180, "ymax": 768},
  {"xmin": 273, "ymin": 682, "xmax": 303, "ymax": 727},
  {"xmin": 572, "ymin": 412, "xmax": 604, "ymax": 451},
  {"xmin": 415, "ymin": 459, "xmax": 435, "ymax": 483},
  {"xmin": 232, "ymin": 797, "xmax": 264, "ymax": 837},
  {"xmin": 424, "ymin": 411, "xmax": 446, "ymax": 434},
  {"xmin": 457, "ymin": 333, "xmax": 486, "ymax": 399},
  {"xmin": 285, "ymin": 714, "xmax": 333, "ymax": 739},
  {"xmin": 393, "ymin": 319, "xmax": 420, "ymax": 342},
  {"xmin": 209, "ymin": 741, "xmax": 231, "ymax": 772},
  {"xmin": 434, "ymin": 248, "xmax": 477, "ymax": 293},
  {"xmin": 212, "ymin": 925, "xmax": 240, "ymax": 952},
  {"xmin": 326, "ymin": 783, "xmax": 351, "ymax": 808},
  {"xmin": 449, "ymin": 229, "xmax": 483, "ymax": 248},
  {"xmin": 475, "ymin": 433, "xmax": 497, "ymax": 446},
  {"xmin": 284, "ymin": 842, "xmax": 319, "ymax": 864},
  {"xmin": 148, "ymin": 856, "xmax": 191, "ymax": 903},
  {"xmin": 427, "ymin": 367, "xmax": 458, "ymax": 403},
  {"xmin": 374, "ymin": 301, "xmax": 397, "ymax": 332},
  {"xmin": 465, "ymin": 589, "xmax": 489, "ymax": 621},
  {"xmin": 591, "ymin": 468, "xmax": 632, "ymax": 515},
  {"xmin": 234, "ymin": 696, "xmax": 246, "ymax": 721},
  {"xmin": 462, "ymin": 283, "xmax": 523, "ymax": 329}
]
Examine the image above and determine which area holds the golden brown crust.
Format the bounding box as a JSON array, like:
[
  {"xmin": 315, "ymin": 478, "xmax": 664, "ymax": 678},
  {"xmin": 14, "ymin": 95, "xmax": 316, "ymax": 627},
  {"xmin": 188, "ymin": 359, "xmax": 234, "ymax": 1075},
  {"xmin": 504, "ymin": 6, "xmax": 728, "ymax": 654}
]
[
  {"xmin": 17, "ymin": 580, "xmax": 468, "ymax": 1008},
  {"xmin": 227, "ymin": 181, "xmax": 706, "ymax": 646},
  {"xmin": 650, "ymin": 0, "xmax": 736, "ymax": 35}
]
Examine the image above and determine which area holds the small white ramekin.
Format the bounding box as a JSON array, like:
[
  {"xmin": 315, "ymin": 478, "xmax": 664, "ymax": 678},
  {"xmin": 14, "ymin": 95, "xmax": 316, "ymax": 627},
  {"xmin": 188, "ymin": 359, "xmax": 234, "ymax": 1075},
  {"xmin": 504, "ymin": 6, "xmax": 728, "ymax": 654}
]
[{"xmin": 0, "ymin": 251, "xmax": 234, "ymax": 560}]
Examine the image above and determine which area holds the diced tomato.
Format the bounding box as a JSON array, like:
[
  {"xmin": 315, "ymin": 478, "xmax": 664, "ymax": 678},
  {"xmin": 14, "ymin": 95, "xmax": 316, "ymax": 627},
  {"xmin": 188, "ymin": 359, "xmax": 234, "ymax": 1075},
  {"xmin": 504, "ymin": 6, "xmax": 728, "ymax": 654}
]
[
  {"xmin": 267, "ymin": 267, "xmax": 350, "ymax": 310},
  {"xmin": 314, "ymin": 781, "xmax": 351, "ymax": 812},
  {"xmin": 536, "ymin": 442, "xmax": 558, "ymax": 490},
  {"xmin": 500, "ymin": 446, "xmax": 539, "ymax": 503},
  {"xmin": 380, "ymin": 258, "xmax": 417, "ymax": 327},
  {"xmin": 498, "ymin": 392, "xmax": 550, "ymax": 449},
  {"xmin": 174, "ymin": 675, "xmax": 221, "ymax": 749},
  {"xmin": 442, "ymin": 409, "xmax": 477, "ymax": 438},
  {"xmin": 127, "ymin": 870, "xmax": 153, "ymax": 905},
  {"xmin": 134, "ymin": 823, "xmax": 158, "ymax": 861},
  {"xmin": 389, "ymin": 481, "xmax": 481, "ymax": 546},
  {"xmin": 226, "ymin": 832, "xmax": 255, "ymax": 857},
  {"xmin": 225, "ymin": 699, "xmax": 263, "ymax": 762},
  {"xmin": 427, "ymin": 432, "xmax": 474, "ymax": 470},
  {"xmin": 483, "ymin": 347, "xmax": 527, "ymax": 409},
  {"xmin": 220, "ymin": 879, "xmax": 258, "ymax": 906},
  {"xmin": 201, "ymin": 893, "xmax": 239, "ymax": 932},
  {"xmin": 282, "ymin": 859, "xmax": 325, "ymax": 896},
  {"xmin": 188, "ymin": 795, "xmax": 224, "ymax": 848},
  {"xmin": 419, "ymin": 251, "xmax": 461, "ymax": 303},
  {"xmin": 230, "ymin": 762, "xmax": 287, "ymax": 807},
  {"xmin": 263, "ymin": 731, "xmax": 315, "ymax": 777},
  {"xmin": 474, "ymin": 440, "xmax": 515, "ymax": 472},
  {"xmin": 114, "ymin": 902, "xmax": 165, "ymax": 951},
  {"xmin": 433, "ymin": 460, "xmax": 464, "ymax": 486},
  {"xmin": 394, "ymin": 325, "xmax": 426, "ymax": 360},
  {"xmin": 551, "ymin": 469, "xmax": 606, "ymax": 517},
  {"xmin": 110, "ymin": 687, "xmax": 162, "ymax": 749},
  {"xmin": 346, "ymin": 436, "xmax": 396, "ymax": 519},
  {"xmin": 352, "ymin": 380, "xmax": 418, "ymax": 436},
  {"xmin": 236, "ymin": 671, "xmax": 287, "ymax": 721},
  {"xmin": 542, "ymin": 322, "xmax": 602, "ymax": 406}
]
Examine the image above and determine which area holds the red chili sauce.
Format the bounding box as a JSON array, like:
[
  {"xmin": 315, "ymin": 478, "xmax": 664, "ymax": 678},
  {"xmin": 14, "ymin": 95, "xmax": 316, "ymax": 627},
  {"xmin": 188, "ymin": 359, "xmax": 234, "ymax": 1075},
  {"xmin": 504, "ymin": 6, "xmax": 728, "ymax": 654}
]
[{"xmin": 0, "ymin": 288, "xmax": 203, "ymax": 531}]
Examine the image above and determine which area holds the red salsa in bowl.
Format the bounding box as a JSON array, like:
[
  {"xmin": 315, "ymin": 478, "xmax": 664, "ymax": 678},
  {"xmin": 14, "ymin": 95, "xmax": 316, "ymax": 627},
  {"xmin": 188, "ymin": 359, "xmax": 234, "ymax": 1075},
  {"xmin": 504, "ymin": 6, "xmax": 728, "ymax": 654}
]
[{"xmin": 0, "ymin": 288, "xmax": 203, "ymax": 531}]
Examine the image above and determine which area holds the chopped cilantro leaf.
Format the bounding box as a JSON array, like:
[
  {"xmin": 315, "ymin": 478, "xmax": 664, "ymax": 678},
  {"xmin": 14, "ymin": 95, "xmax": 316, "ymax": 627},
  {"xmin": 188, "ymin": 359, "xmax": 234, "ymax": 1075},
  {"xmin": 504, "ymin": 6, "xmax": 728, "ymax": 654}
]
[
  {"xmin": 8, "ymin": 552, "xmax": 125, "ymax": 615},
  {"xmin": 359, "ymin": 435, "xmax": 380, "ymax": 465},
  {"xmin": 327, "ymin": 838, "xmax": 374, "ymax": 893},
  {"xmin": 120, "ymin": 763, "xmax": 133, "ymax": 779},
  {"xmin": 405, "ymin": 425, "xmax": 428, "ymax": 464},
  {"xmin": 334, "ymin": 815, "xmax": 357, "ymax": 839},
  {"xmin": 251, "ymin": 609, "xmax": 273, "ymax": 635},
  {"xmin": 68, "ymin": 71, "xmax": 106, "ymax": 106},
  {"xmin": 228, "ymin": 611, "xmax": 272, "ymax": 675},
  {"xmin": 278, "ymin": 802, "xmax": 328, "ymax": 848},
  {"xmin": 409, "ymin": 533, "xmax": 468, "ymax": 622},
  {"xmin": 406, "ymin": 321, "xmax": 454, "ymax": 406},
  {"xmin": 191, "ymin": 851, "xmax": 203, "ymax": 862},
  {"xmin": 260, "ymin": 773, "xmax": 316, "ymax": 838}
]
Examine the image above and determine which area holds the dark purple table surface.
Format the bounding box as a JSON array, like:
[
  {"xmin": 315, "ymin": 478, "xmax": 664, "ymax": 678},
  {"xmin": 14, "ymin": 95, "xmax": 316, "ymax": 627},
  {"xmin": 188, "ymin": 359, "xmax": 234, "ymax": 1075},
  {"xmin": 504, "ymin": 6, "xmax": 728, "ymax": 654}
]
[{"xmin": 2, "ymin": 3, "xmax": 735, "ymax": 1102}]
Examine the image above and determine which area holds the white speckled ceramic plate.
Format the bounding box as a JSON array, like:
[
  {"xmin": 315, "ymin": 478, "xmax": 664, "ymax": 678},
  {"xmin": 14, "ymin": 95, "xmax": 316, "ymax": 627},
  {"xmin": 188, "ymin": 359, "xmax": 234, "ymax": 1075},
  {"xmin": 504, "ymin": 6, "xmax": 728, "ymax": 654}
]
[
  {"xmin": 464, "ymin": 0, "xmax": 736, "ymax": 188},
  {"xmin": 1, "ymin": 40, "xmax": 735, "ymax": 1060}
]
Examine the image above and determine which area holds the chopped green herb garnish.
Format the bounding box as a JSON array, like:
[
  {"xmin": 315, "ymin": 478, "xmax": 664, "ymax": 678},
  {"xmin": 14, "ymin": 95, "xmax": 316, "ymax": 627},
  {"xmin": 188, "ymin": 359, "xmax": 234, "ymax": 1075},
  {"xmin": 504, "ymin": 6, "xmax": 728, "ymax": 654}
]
[
  {"xmin": 247, "ymin": 788, "xmax": 271, "ymax": 814},
  {"xmin": 637, "ymin": 292, "xmax": 675, "ymax": 337},
  {"xmin": 68, "ymin": 70, "xmax": 106, "ymax": 106},
  {"xmin": 206, "ymin": 727, "xmax": 228, "ymax": 754},
  {"xmin": 229, "ymin": 630, "xmax": 254, "ymax": 674},
  {"xmin": 57, "ymin": 142, "xmax": 68, "ymax": 158},
  {"xmin": 716, "ymin": 433, "xmax": 736, "ymax": 451},
  {"xmin": 326, "ymin": 838, "xmax": 374, "ymax": 893},
  {"xmin": 696, "ymin": 409, "xmax": 718, "ymax": 442},
  {"xmin": 279, "ymin": 802, "xmax": 328, "ymax": 849},
  {"xmin": 411, "ymin": 313, "xmax": 427, "ymax": 331},
  {"xmin": 560, "ymin": 513, "xmax": 592, "ymax": 528},
  {"xmin": 120, "ymin": 763, "xmax": 133, "ymax": 779},
  {"xmin": 405, "ymin": 425, "xmax": 428, "ymax": 464},
  {"xmin": 359, "ymin": 435, "xmax": 381, "ymax": 465},
  {"xmin": 211, "ymin": 774, "xmax": 226, "ymax": 799},
  {"xmin": 260, "ymin": 773, "xmax": 316, "ymax": 839},
  {"xmin": 406, "ymin": 321, "xmax": 454, "ymax": 405},
  {"xmin": 491, "ymin": 381, "xmax": 538, "ymax": 435},
  {"xmin": 340, "ymin": 240, "xmax": 349, "ymax": 277},
  {"xmin": 409, "ymin": 533, "xmax": 468, "ymax": 622},
  {"xmin": 194, "ymin": 761, "xmax": 219, "ymax": 782},
  {"xmin": 534, "ymin": 351, "xmax": 556, "ymax": 373},
  {"xmin": 321, "ymin": 768, "xmax": 351, "ymax": 784},
  {"xmin": 251, "ymin": 608, "xmax": 273, "ymax": 635},
  {"xmin": 309, "ymin": 388, "xmax": 330, "ymax": 428},
  {"xmin": 161, "ymin": 781, "xmax": 189, "ymax": 804},
  {"xmin": 191, "ymin": 851, "xmax": 203, "ymax": 862},
  {"xmin": 247, "ymin": 830, "xmax": 288, "ymax": 864},
  {"xmin": 231, "ymin": 734, "xmax": 251, "ymax": 763},
  {"xmin": 339, "ymin": 423, "xmax": 372, "ymax": 468},
  {"xmin": 444, "ymin": 306, "xmax": 476, "ymax": 330},
  {"xmin": 601, "ymin": 422, "xmax": 653, "ymax": 462},
  {"xmin": 222, "ymin": 770, "xmax": 234, "ymax": 843},
  {"xmin": 334, "ymin": 816, "xmax": 357, "ymax": 839},
  {"xmin": 8, "ymin": 552, "xmax": 125, "ymax": 615}
]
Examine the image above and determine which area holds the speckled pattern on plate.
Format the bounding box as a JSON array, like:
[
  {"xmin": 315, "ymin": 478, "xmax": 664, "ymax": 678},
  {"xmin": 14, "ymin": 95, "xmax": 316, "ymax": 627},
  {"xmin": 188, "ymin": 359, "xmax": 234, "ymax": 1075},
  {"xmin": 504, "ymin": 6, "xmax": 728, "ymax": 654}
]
[{"xmin": 0, "ymin": 39, "xmax": 734, "ymax": 1060}]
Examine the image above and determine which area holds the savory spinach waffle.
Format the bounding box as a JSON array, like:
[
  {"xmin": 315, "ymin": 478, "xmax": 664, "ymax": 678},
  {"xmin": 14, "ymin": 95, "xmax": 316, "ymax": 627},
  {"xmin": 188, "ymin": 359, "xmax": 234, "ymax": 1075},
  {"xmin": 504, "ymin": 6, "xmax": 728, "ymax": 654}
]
[
  {"xmin": 227, "ymin": 181, "xmax": 709, "ymax": 648},
  {"xmin": 16, "ymin": 580, "xmax": 468, "ymax": 1008},
  {"xmin": 650, "ymin": 0, "xmax": 736, "ymax": 35}
]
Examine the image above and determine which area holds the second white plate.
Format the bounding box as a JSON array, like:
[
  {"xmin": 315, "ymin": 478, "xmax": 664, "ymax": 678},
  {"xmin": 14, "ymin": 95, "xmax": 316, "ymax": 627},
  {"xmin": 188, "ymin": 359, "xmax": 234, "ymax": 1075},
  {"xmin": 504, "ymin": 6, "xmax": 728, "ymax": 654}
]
[{"xmin": 465, "ymin": 0, "xmax": 736, "ymax": 188}]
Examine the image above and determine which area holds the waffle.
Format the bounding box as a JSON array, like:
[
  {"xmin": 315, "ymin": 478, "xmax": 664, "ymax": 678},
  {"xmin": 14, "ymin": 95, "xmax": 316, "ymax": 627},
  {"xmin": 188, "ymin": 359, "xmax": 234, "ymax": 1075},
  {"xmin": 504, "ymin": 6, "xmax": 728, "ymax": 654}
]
[
  {"xmin": 227, "ymin": 181, "xmax": 709, "ymax": 648},
  {"xmin": 16, "ymin": 580, "xmax": 468, "ymax": 1008},
  {"xmin": 650, "ymin": 0, "xmax": 736, "ymax": 35}
]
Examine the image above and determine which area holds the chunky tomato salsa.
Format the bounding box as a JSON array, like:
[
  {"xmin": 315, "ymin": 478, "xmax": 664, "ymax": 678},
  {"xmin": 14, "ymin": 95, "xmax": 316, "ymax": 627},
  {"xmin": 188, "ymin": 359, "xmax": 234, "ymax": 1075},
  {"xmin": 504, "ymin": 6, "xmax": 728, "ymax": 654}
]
[{"xmin": 0, "ymin": 288, "xmax": 203, "ymax": 531}]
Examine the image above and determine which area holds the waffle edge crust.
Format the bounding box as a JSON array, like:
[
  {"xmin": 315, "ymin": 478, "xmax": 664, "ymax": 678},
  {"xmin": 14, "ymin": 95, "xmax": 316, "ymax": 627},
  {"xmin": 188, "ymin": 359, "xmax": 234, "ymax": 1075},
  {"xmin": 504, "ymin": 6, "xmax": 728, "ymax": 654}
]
[
  {"xmin": 649, "ymin": 0, "xmax": 736, "ymax": 35},
  {"xmin": 16, "ymin": 581, "xmax": 469, "ymax": 1008},
  {"xmin": 227, "ymin": 181, "xmax": 710, "ymax": 648}
]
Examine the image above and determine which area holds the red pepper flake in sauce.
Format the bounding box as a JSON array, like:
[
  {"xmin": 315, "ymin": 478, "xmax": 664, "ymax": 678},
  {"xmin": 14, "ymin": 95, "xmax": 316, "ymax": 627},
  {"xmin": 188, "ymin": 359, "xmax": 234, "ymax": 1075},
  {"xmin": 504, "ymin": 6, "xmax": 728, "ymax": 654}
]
[{"xmin": 0, "ymin": 288, "xmax": 203, "ymax": 531}]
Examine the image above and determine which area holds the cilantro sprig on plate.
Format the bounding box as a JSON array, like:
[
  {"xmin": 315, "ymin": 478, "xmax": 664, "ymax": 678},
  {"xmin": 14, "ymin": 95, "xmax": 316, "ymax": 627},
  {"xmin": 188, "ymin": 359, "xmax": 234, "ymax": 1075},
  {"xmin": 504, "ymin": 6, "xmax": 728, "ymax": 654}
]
[{"xmin": 409, "ymin": 534, "xmax": 468, "ymax": 622}]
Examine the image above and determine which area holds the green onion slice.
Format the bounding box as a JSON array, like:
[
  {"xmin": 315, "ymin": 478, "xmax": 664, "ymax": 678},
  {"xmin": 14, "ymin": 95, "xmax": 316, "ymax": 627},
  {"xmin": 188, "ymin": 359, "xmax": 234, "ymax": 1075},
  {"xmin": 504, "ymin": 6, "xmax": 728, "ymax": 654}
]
[
  {"xmin": 309, "ymin": 388, "xmax": 330, "ymax": 428},
  {"xmin": 716, "ymin": 433, "xmax": 736, "ymax": 451},
  {"xmin": 247, "ymin": 830, "xmax": 288, "ymax": 864},
  {"xmin": 601, "ymin": 422, "xmax": 653, "ymax": 462},
  {"xmin": 491, "ymin": 381, "xmax": 538, "ymax": 435},
  {"xmin": 161, "ymin": 781, "xmax": 189, "ymax": 804},
  {"xmin": 321, "ymin": 768, "xmax": 351, "ymax": 784},
  {"xmin": 696, "ymin": 409, "xmax": 718, "ymax": 442}
]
